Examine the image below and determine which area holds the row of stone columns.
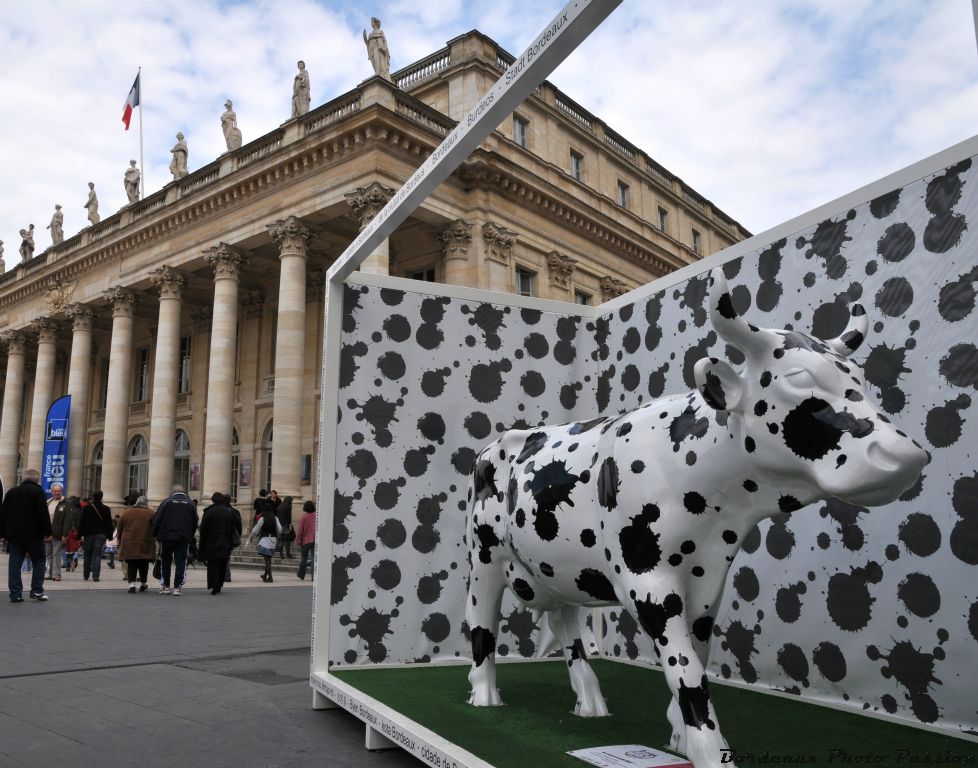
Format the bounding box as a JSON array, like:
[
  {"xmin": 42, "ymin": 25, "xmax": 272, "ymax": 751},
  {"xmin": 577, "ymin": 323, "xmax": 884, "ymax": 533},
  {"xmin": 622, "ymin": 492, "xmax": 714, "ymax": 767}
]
[{"xmin": 0, "ymin": 214, "xmax": 325, "ymax": 506}]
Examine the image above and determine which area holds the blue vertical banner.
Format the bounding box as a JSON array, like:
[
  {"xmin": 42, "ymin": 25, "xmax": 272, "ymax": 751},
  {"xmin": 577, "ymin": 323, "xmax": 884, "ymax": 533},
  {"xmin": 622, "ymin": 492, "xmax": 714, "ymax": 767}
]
[{"xmin": 41, "ymin": 395, "xmax": 71, "ymax": 496}]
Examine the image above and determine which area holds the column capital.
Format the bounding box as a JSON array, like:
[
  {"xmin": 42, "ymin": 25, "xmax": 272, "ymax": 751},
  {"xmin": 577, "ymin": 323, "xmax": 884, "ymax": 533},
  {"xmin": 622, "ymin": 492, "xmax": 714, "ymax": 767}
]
[
  {"xmin": 267, "ymin": 216, "xmax": 313, "ymax": 259},
  {"xmin": 0, "ymin": 330, "xmax": 28, "ymax": 354},
  {"xmin": 600, "ymin": 275, "xmax": 629, "ymax": 300},
  {"xmin": 204, "ymin": 243, "xmax": 247, "ymax": 281},
  {"xmin": 105, "ymin": 286, "xmax": 139, "ymax": 318},
  {"xmin": 241, "ymin": 288, "xmax": 266, "ymax": 319},
  {"xmin": 306, "ymin": 269, "xmax": 326, "ymax": 303},
  {"xmin": 31, "ymin": 317, "xmax": 61, "ymax": 344},
  {"xmin": 66, "ymin": 304, "xmax": 96, "ymax": 332},
  {"xmin": 438, "ymin": 218, "xmax": 473, "ymax": 260},
  {"xmin": 345, "ymin": 182, "xmax": 395, "ymax": 229},
  {"xmin": 483, "ymin": 221, "xmax": 518, "ymax": 265},
  {"xmin": 547, "ymin": 251, "xmax": 578, "ymax": 289},
  {"xmin": 151, "ymin": 266, "xmax": 186, "ymax": 300}
]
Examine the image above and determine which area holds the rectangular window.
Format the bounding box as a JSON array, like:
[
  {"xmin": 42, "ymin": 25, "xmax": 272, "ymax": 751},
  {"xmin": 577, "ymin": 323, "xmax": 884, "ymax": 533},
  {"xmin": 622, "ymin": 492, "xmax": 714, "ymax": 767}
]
[
  {"xmin": 658, "ymin": 206, "xmax": 669, "ymax": 233},
  {"xmin": 178, "ymin": 336, "xmax": 192, "ymax": 394},
  {"xmin": 98, "ymin": 359, "xmax": 110, "ymax": 409},
  {"xmin": 574, "ymin": 290, "xmax": 591, "ymax": 306},
  {"xmin": 134, "ymin": 347, "xmax": 150, "ymax": 401},
  {"xmin": 692, "ymin": 229, "xmax": 702, "ymax": 255},
  {"xmin": 617, "ymin": 180, "xmax": 629, "ymax": 208},
  {"xmin": 513, "ymin": 115, "xmax": 528, "ymax": 148},
  {"xmin": 570, "ymin": 151, "xmax": 583, "ymax": 181},
  {"xmin": 515, "ymin": 268, "xmax": 535, "ymax": 298},
  {"xmin": 410, "ymin": 268, "xmax": 436, "ymax": 282}
]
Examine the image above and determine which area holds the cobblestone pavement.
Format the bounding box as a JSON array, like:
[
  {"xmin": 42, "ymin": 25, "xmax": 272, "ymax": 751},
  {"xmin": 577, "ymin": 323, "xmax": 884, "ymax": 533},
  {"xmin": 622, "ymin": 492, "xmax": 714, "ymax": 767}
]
[{"xmin": 0, "ymin": 554, "xmax": 418, "ymax": 768}]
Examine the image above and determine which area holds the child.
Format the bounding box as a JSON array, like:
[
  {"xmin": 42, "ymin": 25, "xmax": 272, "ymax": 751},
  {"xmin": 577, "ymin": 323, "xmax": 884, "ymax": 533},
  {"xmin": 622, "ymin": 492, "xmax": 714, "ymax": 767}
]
[{"xmin": 65, "ymin": 529, "xmax": 81, "ymax": 572}]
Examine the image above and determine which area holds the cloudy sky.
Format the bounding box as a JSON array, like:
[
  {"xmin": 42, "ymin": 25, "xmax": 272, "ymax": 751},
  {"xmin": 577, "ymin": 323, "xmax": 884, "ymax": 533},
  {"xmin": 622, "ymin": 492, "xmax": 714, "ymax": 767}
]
[{"xmin": 1, "ymin": 1, "xmax": 977, "ymax": 259}]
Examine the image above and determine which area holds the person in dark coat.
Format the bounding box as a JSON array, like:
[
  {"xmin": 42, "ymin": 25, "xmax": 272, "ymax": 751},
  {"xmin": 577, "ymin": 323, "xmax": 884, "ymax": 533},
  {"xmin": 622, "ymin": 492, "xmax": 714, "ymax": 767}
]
[
  {"xmin": 198, "ymin": 492, "xmax": 240, "ymax": 595},
  {"xmin": 151, "ymin": 485, "xmax": 198, "ymax": 595},
  {"xmin": 115, "ymin": 495, "xmax": 156, "ymax": 593},
  {"xmin": 78, "ymin": 489, "xmax": 113, "ymax": 582},
  {"xmin": 275, "ymin": 495, "xmax": 293, "ymax": 559},
  {"xmin": 0, "ymin": 469, "xmax": 52, "ymax": 602}
]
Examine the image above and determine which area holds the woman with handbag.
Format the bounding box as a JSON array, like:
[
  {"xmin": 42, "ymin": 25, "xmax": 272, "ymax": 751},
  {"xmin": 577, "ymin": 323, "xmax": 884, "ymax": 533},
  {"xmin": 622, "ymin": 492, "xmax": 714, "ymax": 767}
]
[
  {"xmin": 275, "ymin": 496, "xmax": 294, "ymax": 559},
  {"xmin": 116, "ymin": 496, "xmax": 156, "ymax": 593},
  {"xmin": 246, "ymin": 508, "xmax": 281, "ymax": 583}
]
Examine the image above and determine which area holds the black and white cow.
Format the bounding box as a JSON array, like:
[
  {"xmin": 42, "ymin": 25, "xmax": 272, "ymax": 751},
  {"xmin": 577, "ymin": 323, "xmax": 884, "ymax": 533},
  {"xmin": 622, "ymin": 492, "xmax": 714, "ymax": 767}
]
[{"xmin": 465, "ymin": 268, "xmax": 928, "ymax": 768}]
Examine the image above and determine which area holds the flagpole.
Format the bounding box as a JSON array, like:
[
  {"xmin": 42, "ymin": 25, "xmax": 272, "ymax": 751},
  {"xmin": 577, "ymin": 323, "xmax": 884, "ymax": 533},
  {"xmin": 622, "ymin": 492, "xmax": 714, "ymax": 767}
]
[{"xmin": 138, "ymin": 66, "xmax": 145, "ymax": 199}]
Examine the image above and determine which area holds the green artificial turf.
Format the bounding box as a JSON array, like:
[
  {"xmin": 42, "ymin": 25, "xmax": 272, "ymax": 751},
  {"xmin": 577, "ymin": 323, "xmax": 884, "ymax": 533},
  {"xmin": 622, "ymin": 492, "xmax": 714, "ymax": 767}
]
[{"xmin": 333, "ymin": 660, "xmax": 976, "ymax": 768}]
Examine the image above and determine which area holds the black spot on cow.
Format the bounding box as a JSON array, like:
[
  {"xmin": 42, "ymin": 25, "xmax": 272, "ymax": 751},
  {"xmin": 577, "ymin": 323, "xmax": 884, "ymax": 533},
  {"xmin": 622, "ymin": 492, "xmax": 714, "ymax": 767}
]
[
  {"xmin": 899, "ymin": 512, "xmax": 942, "ymax": 557},
  {"xmin": 877, "ymin": 222, "xmax": 915, "ymax": 262},
  {"xmin": 420, "ymin": 367, "xmax": 451, "ymax": 397},
  {"xmin": 539, "ymin": 562, "xmax": 555, "ymax": 577},
  {"xmin": 898, "ymin": 572, "xmax": 940, "ymax": 618},
  {"xmin": 331, "ymin": 552, "xmax": 362, "ymax": 605},
  {"xmin": 743, "ymin": 479, "xmax": 758, "ymax": 492},
  {"xmin": 938, "ymin": 266, "xmax": 978, "ymax": 322},
  {"xmin": 473, "ymin": 459, "xmax": 498, "ymax": 506},
  {"xmin": 923, "ymin": 158, "xmax": 971, "ymax": 253},
  {"xmin": 693, "ymin": 616, "xmax": 714, "ymax": 643},
  {"xmin": 529, "ymin": 460, "xmax": 581, "ymax": 540},
  {"xmin": 684, "ymin": 491, "xmax": 707, "ymax": 515},
  {"xmin": 678, "ymin": 675, "xmax": 715, "ymax": 730},
  {"xmin": 633, "ymin": 592, "xmax": 683, "ymax": 642},
  {"xmin": 630, "ymin": 460, "xmax": 645, "ymax": 473},
  {"xmin": 580, "ymin": 528, "xmax": 596, "ymax": 548},
  {"xmin": 512, "ymin": 578, "xmax": 535, "ymax": 602},
  {"xmin": 870, "ymin": 189, "xmax": 901, "ymax": 218},
  {"xmin": 597, "ymin": 457, "xmax": 619, "ymax": 510},
  {"xmin": 812, "ymin": 641, "xmax": 847, "ymax": 682},
  {"xmin": 470, "ymin": 626, "xmax": 496, "ymax": 667},
  {"xmin": 875, "ymin": 277, "xmax": 914, "ymax": 317},
  {"xmin": 377, "ymin": 518, "xmax": 406, "ymax": 549},
  {"xmin": 417, "ymin": 570, "xmax": 448, "ymax": 604},
  {"xmin": 778, "ymin": 496, "xmax": 803, "ymax": 514},
  {"xmin": 873, "ymin": 640, "xmax": 942, "ymax": 722},
  {"xmin": 569, "ymin": 416, "xmax": 608, "ymax": 435},
  {"xmin": 464, "ymin": 412, "xmax": 492, "ymax": 440},
  {"xmin": 468, "ymin": 360, "xmax": 512, "ymax": 403},
  {"xmin": 475, "ymin": 523, "xmax": 499, "ymax": 564},
  {"xmin": 797, "ymin": 212, "xmax": 854, "ymax": 279},
  {"xmin": 940, "ymin": 343, "xmax": 978, "ymax": 390},
  {"xmin": 775, "ymin": 581, "xmax": 807, "ymax": 623},
  {"xmin": 782, "ymin": 397, "xmax": 871, "ymax": 461},
  {"xmin": 733, "ymin": 567, "xmax": 760, "ymax": 602},
  {"xmin": 670, "ymin": 405, "xmax": 710, "ymax": 452},
  {"xmin": 925, "ymin": 395, "xmax": 970, "ymax": 448},
  {"xmin": 576, "ymin": 569, "xmax": 617, "ymax": 601},
  {"xmin": 517, "ymin": 431, "xmax": 548, "ymax": 463},
  {"xmin": 619, "ymin": 504, "xmax": 662, "ymax": 574},
  {"xmin": 554, "ymin": 316, "xmax": 580, "ymax": 365}
]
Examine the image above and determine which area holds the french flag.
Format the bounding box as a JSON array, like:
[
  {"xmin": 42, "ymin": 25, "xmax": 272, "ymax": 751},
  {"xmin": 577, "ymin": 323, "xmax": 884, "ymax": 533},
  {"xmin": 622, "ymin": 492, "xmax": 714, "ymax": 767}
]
[{"xmin": 122, "ymin": 72, "xmax": 140, "ymax": 130}]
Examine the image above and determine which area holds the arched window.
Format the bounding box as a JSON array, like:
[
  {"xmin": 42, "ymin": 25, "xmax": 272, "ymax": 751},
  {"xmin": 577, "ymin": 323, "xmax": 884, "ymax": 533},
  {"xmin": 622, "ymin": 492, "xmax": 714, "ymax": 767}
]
[
  {"xmin": 127, "ymin": 436, "xmax": 148, "ymax": 498},
  {"xmin": 230, "ymin": 428, "xmax": 240, "ymax": 504},
  {"xmin": 262, "ymin": 421, "xmax": 273, "ymax": 494},
  {"xmin": 174, "ymin": 430, "xmax": 190, "ymax": 491},
  {"xmin": 86, "ymin": 441, "xmax": 104, "ymax": 498}
]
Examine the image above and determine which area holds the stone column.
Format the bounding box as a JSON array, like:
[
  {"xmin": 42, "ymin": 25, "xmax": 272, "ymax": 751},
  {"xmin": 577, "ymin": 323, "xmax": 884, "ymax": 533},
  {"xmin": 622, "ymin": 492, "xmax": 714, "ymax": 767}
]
[
  {"xmin": 438, "ymin": 218, "xmax": 473, "ymax": 286},
  {"xmin": 268, "ymin": 216, "xmax": 313, "ymax": 499},
  {"xmin": 147, "ymin": 267, "xmax": 185, "ymax": 504},
  {"xmin": 65, "ymin": 305, "xmax": 96, "ymax": 497},
  {"xmin": 345, "ymin": 182, "xmax": 394, "ymax": 275},
  {"xmin": 101, "ymin": 288, "xmax": 138, "ymax": 507},
  {"xmin": 202, "ymin": 244, "xmax": 246, "ymax": 497},
  {"xmin": 0, "ymin": 331, "xmax": 28, "ymax": 482},
  {"xmin": 26, "ymin": 318, "xmax": 60, "ymax": 470}
]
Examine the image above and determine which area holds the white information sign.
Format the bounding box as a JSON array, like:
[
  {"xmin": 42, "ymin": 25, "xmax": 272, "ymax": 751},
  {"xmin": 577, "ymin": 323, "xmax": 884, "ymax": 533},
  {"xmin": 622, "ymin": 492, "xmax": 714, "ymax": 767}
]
[{"xmin": 568, "ymin": 745, "xmax": 693, "ymax": 768}]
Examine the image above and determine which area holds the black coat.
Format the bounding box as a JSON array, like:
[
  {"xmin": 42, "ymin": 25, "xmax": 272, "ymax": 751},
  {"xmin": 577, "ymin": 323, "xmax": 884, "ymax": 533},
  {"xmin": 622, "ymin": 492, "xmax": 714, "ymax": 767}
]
[
  {"xmin": 0, "ymin": 479, "xmax": 51, "ymax": 545},
  {"xmin": 276, "ymin": 499, "xmax": 293, "ymax": 529},
  {"xmin": 151, "ymin": 492, "xmax": 199, "ymax": 543},
  {"xmin": 198, "ymin": 502, "xmax": 240, "ymax": 561},
  {"xmin": 78, "ymin": 501, "xmax": 113, "ymax": 537}
]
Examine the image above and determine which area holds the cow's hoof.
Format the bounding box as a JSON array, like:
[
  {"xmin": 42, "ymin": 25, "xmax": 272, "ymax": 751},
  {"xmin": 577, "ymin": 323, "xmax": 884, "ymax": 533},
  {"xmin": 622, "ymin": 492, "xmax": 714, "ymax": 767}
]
[
  {"xmin": 574, "ymin": 696, "xmax": 610, "ymax": 717},
  {"xmin": 468, "ymin": 688, "xmax": 503, "ymax": 707}
]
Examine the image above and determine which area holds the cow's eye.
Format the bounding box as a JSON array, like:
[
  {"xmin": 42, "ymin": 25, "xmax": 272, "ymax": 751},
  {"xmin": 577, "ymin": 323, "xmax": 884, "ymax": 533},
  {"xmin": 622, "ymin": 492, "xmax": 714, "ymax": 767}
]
[{"xmin": 785, "ymin": 369, "xmax": 815, "ymax": 388}]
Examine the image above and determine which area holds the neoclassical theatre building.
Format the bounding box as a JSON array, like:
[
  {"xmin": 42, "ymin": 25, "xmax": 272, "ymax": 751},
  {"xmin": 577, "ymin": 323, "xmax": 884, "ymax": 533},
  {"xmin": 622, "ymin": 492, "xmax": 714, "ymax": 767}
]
[{"xmin": 0, "ymin": 31, "xmax": 749, "ymax": 508}]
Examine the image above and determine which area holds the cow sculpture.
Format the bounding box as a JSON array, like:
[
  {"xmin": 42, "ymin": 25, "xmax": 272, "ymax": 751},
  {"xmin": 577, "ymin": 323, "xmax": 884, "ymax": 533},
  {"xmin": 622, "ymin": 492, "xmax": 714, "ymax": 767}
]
[{"xmin": 465, "ymin": 268, "xmax": 928, "ymax": 768}]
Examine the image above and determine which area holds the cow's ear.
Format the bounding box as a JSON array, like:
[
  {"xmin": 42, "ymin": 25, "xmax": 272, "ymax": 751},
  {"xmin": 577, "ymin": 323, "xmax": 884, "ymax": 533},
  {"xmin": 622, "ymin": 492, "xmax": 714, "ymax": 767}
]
[{"xmin": 694, "ymin": 357, "xmax": 744, "ymax": 412}]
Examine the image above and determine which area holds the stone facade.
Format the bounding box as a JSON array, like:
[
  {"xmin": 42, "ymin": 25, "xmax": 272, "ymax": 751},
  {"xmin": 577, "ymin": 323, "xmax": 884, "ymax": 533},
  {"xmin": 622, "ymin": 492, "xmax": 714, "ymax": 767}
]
[{"xmin": 0, "ymin": 31, "xmax": 748, "ymax": 507}]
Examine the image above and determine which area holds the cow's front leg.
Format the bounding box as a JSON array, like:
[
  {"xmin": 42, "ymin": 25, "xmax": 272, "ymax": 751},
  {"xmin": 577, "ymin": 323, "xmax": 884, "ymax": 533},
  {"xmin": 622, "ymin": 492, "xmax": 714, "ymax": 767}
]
[
  {"xmin": 549, "ymin": 604, "xmax": 609, "ymax": 717},
  {"xmin": 623, "ymin": 587, "xmax": 733, "ymax": 768},
  {"xmin": 466, "ymin": 554, "xmax": 507, "ymax": 707},
  {"xmin": 667, "ymin": 617, "xmax": 713, "ymax": 755}
]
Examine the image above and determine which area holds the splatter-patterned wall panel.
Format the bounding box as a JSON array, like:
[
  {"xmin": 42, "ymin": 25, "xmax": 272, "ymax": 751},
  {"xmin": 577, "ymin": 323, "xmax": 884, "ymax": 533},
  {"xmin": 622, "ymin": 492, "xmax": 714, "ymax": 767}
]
[
  {"xmin": 596, "ymin": 156, "xmax": 978, "ymax": 735},
  {"xmin": 332, "ymin": 284, "xmax": 597, "ymax": 666}
]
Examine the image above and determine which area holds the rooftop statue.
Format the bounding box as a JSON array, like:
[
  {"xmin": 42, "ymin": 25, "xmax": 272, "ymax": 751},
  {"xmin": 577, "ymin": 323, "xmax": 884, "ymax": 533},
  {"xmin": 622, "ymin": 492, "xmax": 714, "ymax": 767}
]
[
  {"xmin": 19, "ymin": 224, "xmax": 35, "ymax": 261},
  {"xmin": 84, "ymin": 182, "xmax": 99, "ymax": 225},
  {"xmin": 47, "ymin": 204, "xmax": 64, "ymax": 245},
  {"xmin": 124, "ymin": 160, "xmax": 141, "ymax": 204},
  {"xmin": 363, "ymin": 17, "xmax": 391, "ymax": 81},
  {"xmin": 169, "ymin": 132, "xmax": 189, "ymax": 180},
  {"xmin": 0, "ymin": 240, "xmax": 5, "ymax": 274},
  {"xmin": 292, "ymin": 61, "xmax": 310, "ymax": 118},
  {"xmin": 222, "ymin": 100, "xmax": 243, "ymax": 151}
]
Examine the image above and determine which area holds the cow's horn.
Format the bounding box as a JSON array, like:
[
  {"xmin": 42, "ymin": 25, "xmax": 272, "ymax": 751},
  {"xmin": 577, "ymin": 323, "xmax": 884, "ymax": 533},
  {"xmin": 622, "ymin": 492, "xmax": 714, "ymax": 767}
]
[
  {"xmin": 825, "ymin": 304, "xmax": 867, "ymax": 358},
  {"xmin": 708, "ymin": 267, "xmax": 766, "ymax": 354}
]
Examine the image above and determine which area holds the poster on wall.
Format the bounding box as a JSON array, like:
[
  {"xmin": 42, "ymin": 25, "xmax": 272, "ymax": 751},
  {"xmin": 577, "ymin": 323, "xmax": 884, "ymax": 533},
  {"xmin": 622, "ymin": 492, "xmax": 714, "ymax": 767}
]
[
  {"xmin": 189, "ymin": 463, "xmax": 200, "ymax": 491},
  {"xmin": 239, "ymin": 458, "xmax": 251, "ymax": 489}
]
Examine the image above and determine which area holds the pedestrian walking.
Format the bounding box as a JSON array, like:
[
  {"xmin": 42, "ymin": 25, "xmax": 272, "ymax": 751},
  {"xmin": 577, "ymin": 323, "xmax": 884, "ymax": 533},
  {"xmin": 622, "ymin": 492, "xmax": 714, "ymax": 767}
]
[
  {"xmin": 78, "ymin": 490, "xmax": 113, "ymax": 582},
  {"xmin": 225, "ymin": 499, "xmax": 242, "ymax": 583},
  {"xmin": 198, "ymin": 492, "xmax": 241, "ymax": 595},
  {"xmin": 0, "ymin": 469, "xmax": 52, "ymax": 602},
  {"xmin": 105, "ymin": 515, "xmax": 121, "ymax": 570},
  {"xmin": 65, "ymin": 528, "xmax": 81, "ymax": 570},
  {"xmin": 116, "ymin": 496, "xmax": 156, "ymax": 594},
  {"xmin": 47, "ymin": 483, "xmax": 70, "ymax": 581},
  {"xmin": 295, "ymin": 500, "xmax": 316, "ymax": 581},
  {"xmin": 276, "ymin": 495, "xmax": 294, "ymax": 559},
  {"xmin": 246, "ymin": 508, "xmax": 281, "ymax": 583},
  {"xmin": 151, "ymin": 485, "xmax": 198, "ymax": 595}
]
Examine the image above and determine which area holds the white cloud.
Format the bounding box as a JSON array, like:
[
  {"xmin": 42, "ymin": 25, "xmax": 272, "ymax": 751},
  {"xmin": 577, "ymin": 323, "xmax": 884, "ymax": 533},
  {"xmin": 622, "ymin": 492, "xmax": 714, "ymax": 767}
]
[{"xmin": 0, "ymin": 1, "xmax": 976, "ymax": 262}]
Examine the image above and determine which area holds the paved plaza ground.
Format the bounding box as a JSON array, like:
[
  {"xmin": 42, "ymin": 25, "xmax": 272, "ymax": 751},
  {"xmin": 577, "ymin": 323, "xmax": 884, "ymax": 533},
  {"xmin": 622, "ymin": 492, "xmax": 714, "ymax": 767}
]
[{"xmin": 0, "ymin": 554, "xmax": 418, "ymax": 768}]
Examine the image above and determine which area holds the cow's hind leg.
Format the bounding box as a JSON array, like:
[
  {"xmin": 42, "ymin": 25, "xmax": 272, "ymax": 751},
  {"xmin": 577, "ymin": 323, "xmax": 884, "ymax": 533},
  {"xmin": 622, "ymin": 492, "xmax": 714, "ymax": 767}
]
[
  {"xmin": 465, "ymin": 546, "xmax": 507, "ymax": 707},
  {"xmin": 666, "ymin": 619, "xmax": 712, "ymax": 755},
  {"xmin": 550, "ymin": 604, "xmax": 609, "ymax": 717}
]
